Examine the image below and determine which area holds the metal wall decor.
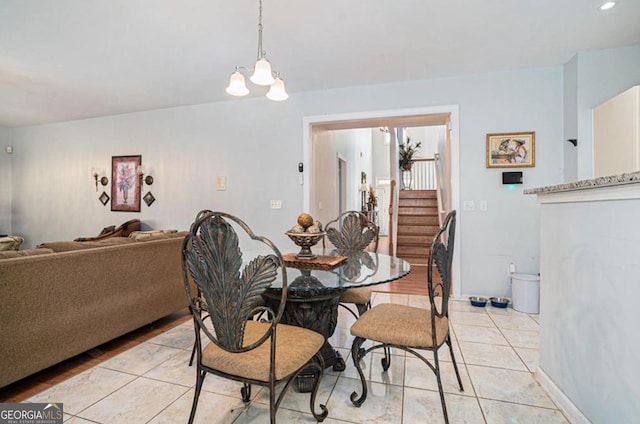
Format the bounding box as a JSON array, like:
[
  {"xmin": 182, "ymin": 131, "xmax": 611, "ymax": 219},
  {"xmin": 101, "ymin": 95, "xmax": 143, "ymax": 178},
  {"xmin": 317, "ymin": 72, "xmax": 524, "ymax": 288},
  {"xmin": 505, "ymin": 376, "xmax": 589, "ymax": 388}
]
[
  {"xmin": 143, "ymin": 192, "xmax": 155, "ymax": 206},
  {"xmin": 98, "ymin": 191, "xmax": 110, "ymax": 206}
]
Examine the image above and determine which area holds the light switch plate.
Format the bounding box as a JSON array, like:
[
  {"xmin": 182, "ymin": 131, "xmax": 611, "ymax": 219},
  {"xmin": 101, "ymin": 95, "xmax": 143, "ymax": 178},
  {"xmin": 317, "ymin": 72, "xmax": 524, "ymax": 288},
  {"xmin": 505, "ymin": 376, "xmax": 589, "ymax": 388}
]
[
  {"xmin": 463, "ymin": 200, "xmax": 475, "ymax": 211},
  {"xmin": 270, "ymin": 200, "xmax": 282, "ymax": 209},
  {"xmin": 216, "ymin": 176, "xmax": 227, "ymax": 191}
]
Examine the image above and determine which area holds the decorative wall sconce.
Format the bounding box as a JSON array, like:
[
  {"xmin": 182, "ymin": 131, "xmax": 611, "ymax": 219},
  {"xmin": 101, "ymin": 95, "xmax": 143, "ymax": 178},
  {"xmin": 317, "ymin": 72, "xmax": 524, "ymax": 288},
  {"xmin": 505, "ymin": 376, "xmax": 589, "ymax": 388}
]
[
  {"xmin": 91, "ymin": 167, "xmax": 110, "ymax": 206},
  {"xmin": 91, "ymin": 167, "xmax": 109, "ymax": 192},
  {"xmin": 136, "ymin": 165, "xmax": 154, "ymax": 187},
  {"xmin": 136, "ymin": 165, "xmax": 156, "ymax": 206}
]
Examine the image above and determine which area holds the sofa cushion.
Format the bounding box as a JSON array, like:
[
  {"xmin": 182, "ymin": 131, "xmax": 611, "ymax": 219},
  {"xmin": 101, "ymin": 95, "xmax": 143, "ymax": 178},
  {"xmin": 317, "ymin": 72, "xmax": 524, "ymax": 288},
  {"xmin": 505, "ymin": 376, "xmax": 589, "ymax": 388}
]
[
  {"xmin": 39, "ymin": 237, "xmax": 136, "ymax": 252},
  {"xmin": 129, "ymin": 230, "xmax": 179, "ymax": 241},
  {"xmin": 135, "ymin": 230, "xmax": 188, "ymax": 242},
  {"xmin": 0, "ymin": 248, "xmax": 54, "ymax": 259},
  {"xmin": 0, "ymin": 236, "xmax": 24, "ymax": 252}
]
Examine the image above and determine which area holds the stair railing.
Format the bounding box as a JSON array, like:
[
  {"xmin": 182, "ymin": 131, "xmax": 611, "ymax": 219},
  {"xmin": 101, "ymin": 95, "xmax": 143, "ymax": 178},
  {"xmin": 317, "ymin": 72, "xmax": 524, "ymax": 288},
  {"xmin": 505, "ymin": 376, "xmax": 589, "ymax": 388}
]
[
  {"xmin": 388, "ymin": 179, "xmax": 396, "ymax": 256},
  {"xmin": 408, "ymin": 158, "xmax": 436, "ymax": 190},
  {"xmin": 433, "ymin": 153, "xmax": 447, "ymax": 228}
]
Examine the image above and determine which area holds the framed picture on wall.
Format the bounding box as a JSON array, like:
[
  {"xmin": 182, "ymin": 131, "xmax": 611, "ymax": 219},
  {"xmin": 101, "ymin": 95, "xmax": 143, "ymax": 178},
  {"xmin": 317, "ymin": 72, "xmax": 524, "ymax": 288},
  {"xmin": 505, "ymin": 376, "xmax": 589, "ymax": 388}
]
[
  {"xmin": 111, "ymin": 155, "xmax": 141, "ymax": 212},
  {"xmin": 486, "ymin": 132, "xmax": 535, "ymax": 168}
]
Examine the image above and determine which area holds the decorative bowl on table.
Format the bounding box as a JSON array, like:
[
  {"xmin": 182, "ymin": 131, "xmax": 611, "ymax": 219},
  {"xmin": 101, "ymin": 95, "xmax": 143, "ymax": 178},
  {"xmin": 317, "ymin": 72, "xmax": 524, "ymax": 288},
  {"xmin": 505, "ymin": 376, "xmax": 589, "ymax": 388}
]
[
  {"xmin": 490, "ymin": 297, "xmax": 510, "ymax": 308},
  {"xmin": 469, "ymin": 296, "xmax": 488, "ymax": 307},
  {"xmin": 285, "ymin": 231, "xmax": 326, "ymax": 259}
]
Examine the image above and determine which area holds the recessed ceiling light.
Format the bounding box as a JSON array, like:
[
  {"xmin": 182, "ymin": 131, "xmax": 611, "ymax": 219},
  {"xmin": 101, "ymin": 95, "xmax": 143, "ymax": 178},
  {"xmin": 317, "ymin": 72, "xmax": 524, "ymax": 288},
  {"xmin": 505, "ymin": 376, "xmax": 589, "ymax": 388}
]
[{"xmin": 600, "ymin": 1, "xmax": 617, "ymax": 10}]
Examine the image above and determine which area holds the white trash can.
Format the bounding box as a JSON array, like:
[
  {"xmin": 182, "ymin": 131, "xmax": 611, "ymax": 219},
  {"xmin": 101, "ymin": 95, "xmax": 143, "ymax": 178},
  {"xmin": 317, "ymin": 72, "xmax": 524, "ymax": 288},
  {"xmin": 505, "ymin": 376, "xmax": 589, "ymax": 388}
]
[{"xmin": 511, "ymin": 273, "xmax": 540, "ymax": 314}]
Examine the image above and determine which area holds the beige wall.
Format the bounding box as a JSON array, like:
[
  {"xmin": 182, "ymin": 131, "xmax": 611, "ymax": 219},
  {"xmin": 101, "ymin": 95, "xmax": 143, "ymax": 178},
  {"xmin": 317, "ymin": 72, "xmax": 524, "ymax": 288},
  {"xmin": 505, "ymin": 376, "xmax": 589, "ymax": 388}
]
[{"xmin": 594, "ymin": 86, "xmax": 640, "ymax": 177}]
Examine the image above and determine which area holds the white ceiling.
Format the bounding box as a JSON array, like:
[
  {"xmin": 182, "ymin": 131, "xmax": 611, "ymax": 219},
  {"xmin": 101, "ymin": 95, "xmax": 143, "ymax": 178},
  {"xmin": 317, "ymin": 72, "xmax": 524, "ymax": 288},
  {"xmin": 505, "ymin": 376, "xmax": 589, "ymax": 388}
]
[{"xmin": 1, "ymin": 0, "xmax": 639, "ymax": 128}]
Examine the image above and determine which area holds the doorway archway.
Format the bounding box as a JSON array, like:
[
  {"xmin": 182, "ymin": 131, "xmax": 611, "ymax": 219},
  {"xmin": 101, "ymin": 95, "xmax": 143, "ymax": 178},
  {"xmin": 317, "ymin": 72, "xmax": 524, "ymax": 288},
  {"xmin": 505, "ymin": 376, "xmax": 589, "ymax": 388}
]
[{"xmin": 302, "ymin": 105, "xmax": 462, "ymax": 298}]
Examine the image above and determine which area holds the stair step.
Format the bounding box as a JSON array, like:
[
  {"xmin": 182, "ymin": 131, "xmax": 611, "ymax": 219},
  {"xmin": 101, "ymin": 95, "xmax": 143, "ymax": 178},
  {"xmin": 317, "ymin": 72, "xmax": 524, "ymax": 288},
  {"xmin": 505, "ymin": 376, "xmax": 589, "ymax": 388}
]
[
  {"xmin": 398, "ymin": 198, "xmax": 438, "ymax": 208},
  {"xmin": 398, "ymin": 215, "xmax": 440, "ymax": 226},
  {"xmin": 397, "ymin": 225, "xmax": 439, "ymax": 234},
  {"xmin": 399, "ymin": 190, "xmax": 437, "ymax": 199},
  {"xmin": 396, "ymin": 234, "xmax": 433, "ymax": 245},
  {"xmin": 398, "ymin": 206, "xmax": 438, "ymax": 215},
  {"xmin": 397, "ymin": 245, "xmax": 430, "ymax": 256}
]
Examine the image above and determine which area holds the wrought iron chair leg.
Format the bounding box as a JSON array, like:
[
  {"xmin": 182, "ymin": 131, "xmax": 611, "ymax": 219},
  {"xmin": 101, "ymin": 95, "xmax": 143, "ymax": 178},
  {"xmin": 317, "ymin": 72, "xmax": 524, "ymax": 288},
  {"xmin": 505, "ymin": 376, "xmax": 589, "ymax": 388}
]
[
  {"xmin": 349, "ymin": 336, "xmax": 368, "ymax": 407},
  {"xmin": 241, "ymin": 383, "xmax": 252, "ymax": 402},
  {"xmin": 188, "ymin": 369, "xmax": 206, "ymax": 424},
  {"xmin": 188, "ymin": 344, "xmax": 196, "ymax": 367},
  {"xmin": 355, "ymin": 302, "xmax": 369, "ymax": 317},
  {"xmin": 433, "ymin": 351, "xmax": 450, "ymax": 424},
  {"xmin": 381, "ymin": 346, "xmax": 391, "ymax": 371},
  {"xmin": 309, "ymin": 354, "xmax": 329, "ymax": 422},
  {"xmin": 447, "ymin": 335, "xmax": 464, "ymax": 391},
  {"xmin": 269, "ymin": 379, "xmax": 277, "ymax": 424}
]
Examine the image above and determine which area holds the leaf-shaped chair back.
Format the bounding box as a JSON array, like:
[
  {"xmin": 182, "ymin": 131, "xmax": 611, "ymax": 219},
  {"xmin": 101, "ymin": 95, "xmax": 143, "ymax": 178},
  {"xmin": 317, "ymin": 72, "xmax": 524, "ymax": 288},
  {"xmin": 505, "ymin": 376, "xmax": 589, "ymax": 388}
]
[
  {"xmin": 324, "ymin": 211, "xmax": 379, "ymax": 253},
  {"xmin": 338, "ymin": 250, "xmax": 379, "ymax": 282},
  {"xmin": 427, "ymin": 210, "xmax": 456, "ymax": 319},
  {"xmin": 181, "ymin": 211, "xmax": 287, "ymax": 352}
]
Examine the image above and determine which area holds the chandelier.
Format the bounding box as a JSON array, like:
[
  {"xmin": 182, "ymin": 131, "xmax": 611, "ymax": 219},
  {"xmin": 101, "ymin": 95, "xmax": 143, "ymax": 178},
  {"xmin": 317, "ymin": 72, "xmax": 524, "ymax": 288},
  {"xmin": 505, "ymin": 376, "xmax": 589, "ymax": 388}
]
[{"xmin": 225, "ymin": 0, "xmax": 288, "ymax": 101}]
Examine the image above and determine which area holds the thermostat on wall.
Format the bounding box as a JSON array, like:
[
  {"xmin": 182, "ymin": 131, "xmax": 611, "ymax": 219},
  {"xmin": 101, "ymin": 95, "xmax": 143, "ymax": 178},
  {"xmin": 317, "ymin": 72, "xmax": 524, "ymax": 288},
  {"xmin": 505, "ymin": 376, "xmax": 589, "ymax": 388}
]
[{"xmin": 502, "ymin": 171, "xmax": 523, "ymax": 184}]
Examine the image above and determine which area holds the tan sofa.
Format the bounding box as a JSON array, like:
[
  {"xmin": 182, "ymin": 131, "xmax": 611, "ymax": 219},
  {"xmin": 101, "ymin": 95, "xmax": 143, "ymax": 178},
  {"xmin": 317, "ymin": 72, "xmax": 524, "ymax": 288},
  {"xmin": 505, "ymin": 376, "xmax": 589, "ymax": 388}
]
[{"xmin": 0, "ymin": 232, "xmax": 189, "ymax": 388}]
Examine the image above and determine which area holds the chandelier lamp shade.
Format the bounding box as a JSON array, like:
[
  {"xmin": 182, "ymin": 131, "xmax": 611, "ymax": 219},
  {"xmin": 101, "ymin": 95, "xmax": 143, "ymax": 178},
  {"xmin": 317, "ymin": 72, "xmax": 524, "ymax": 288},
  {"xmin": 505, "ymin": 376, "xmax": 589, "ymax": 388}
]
[{"xmin": 225, "ymin": 0, "xmax": 288, "ymax": 101}]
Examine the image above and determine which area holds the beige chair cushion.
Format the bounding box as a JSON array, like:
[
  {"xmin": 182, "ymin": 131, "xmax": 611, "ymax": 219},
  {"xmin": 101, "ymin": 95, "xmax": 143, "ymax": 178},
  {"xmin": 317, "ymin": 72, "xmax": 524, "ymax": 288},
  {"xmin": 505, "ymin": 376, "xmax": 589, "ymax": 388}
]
[
  {"xmin": 339, "ymin": 287, "xmax": 372, "ymax": 304},
  {"xmin": 350, "ymin": 303, "xmax": 449, "ymax": 348},
  {"xmin": 201, "ymin": 320, "xmax": 324, "ymax": 381}
]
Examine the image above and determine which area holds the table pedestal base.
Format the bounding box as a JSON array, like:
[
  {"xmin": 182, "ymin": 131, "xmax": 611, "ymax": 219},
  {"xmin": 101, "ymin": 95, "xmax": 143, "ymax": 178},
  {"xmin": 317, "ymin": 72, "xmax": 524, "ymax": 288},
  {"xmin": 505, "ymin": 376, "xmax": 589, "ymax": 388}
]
[{"xmin": 262, "ymin": 289, "xmax": 344, "ymax": 392}]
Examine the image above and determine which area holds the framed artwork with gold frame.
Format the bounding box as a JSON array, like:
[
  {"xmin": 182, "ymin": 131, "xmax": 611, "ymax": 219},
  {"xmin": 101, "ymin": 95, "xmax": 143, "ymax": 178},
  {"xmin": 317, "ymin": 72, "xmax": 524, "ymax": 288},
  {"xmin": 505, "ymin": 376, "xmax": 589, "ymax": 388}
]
[{"xmin": 486, "ymin": 132, "xmax": 535, "ymax": 168}]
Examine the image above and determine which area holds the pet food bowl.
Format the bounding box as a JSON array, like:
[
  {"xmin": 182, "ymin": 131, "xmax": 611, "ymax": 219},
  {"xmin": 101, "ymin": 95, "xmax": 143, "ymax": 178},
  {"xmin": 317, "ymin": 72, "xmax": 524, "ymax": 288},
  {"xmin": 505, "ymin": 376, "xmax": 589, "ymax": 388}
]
[
  {"xmin": 490, "ymin": 297, "xmax": 510, "ymax": 308},
  {"xmin": 469, "ymin": 296, "xmax": 488, "ymax": 307}
]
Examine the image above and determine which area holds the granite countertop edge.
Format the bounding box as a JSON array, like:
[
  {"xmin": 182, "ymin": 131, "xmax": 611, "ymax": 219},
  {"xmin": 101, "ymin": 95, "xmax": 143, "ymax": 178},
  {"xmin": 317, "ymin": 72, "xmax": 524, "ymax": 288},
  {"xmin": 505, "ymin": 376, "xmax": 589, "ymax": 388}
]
[{"xmin": 524, "ymin": 172, "xmax": 640, "ymax": 195}]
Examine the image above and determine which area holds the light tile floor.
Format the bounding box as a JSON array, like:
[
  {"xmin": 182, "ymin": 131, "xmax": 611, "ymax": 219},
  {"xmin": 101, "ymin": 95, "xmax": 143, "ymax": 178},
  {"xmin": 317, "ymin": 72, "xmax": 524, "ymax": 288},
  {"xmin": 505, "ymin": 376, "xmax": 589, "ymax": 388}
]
[{"xmin": 27, "ymin": 293, "xmax": 567, "ymax": 423}]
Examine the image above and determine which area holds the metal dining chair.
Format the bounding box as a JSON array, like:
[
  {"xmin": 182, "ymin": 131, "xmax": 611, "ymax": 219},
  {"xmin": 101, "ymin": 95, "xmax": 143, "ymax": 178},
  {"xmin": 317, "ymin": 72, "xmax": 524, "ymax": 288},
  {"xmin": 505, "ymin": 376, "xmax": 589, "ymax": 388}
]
[
  {"xmin": 182, "ymin": 211, "xmax": 328, "ymax": 424},
  {"xmin": 348, "ymin": 210, "xmax": 463, "ymax": 424}
]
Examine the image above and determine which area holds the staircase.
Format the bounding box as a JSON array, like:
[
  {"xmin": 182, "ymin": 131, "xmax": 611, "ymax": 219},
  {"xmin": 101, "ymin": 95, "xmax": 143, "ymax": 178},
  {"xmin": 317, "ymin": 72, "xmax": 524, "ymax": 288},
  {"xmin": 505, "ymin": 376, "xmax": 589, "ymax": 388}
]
[{"xmin": 396, "ymin": 190, "xmax": 439, "ymax": 266}]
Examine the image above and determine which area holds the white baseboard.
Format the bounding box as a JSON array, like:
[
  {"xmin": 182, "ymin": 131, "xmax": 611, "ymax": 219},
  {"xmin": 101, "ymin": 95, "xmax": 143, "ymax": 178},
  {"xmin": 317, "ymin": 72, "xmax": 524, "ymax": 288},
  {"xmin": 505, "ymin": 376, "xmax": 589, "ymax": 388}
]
[{"xmin": 535, "ymin": 368, "xmax": 591, "ymax": 424}]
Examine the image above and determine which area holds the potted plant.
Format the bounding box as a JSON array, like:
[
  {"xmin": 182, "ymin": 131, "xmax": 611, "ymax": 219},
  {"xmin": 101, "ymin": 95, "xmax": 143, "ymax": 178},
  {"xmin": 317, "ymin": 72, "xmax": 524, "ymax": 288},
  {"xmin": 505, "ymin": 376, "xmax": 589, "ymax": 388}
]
[
  {"xmin": 366, "ymin": 185, "xmax": 377, "ymax": 211},
  {"xmin": 398, "ymin": 137, "xmax": 422, "ymax": 170}
]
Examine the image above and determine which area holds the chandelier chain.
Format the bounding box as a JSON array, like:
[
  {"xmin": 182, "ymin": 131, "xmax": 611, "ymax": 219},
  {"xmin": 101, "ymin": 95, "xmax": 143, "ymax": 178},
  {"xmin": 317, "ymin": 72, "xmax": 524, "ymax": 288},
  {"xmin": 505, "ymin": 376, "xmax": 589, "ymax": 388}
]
[{"xmin": 257, "ymin": 0, "xmax": 265, "ymax": 59}]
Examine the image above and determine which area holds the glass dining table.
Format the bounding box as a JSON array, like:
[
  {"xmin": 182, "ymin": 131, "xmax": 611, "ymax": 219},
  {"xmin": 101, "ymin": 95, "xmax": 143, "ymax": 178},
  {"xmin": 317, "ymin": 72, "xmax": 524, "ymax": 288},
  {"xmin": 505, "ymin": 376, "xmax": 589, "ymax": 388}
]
[{"xmin": 261, "ymin": 249, "xmax": 412, "ymax": 391}]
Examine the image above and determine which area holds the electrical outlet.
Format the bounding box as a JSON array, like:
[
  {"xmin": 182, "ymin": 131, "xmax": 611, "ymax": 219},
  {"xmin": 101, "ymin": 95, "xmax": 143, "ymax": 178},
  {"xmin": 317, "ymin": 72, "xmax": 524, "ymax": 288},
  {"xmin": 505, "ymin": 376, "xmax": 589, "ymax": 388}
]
[
  {"xmin": 463, "ymin": 200, "xmax": 475, "ymax": 211},
  {"xmin": 270, "ymin": 200, "xmax": 282, "ymax": 209}
]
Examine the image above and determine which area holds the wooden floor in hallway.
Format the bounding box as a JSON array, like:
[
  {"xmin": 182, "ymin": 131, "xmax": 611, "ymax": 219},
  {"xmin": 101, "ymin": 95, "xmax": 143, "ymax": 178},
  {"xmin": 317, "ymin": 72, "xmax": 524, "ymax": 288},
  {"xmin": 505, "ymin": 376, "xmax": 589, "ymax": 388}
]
[{"xmin": 373, "ymin": 263, "xmax": 428, "ymax": 296}]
